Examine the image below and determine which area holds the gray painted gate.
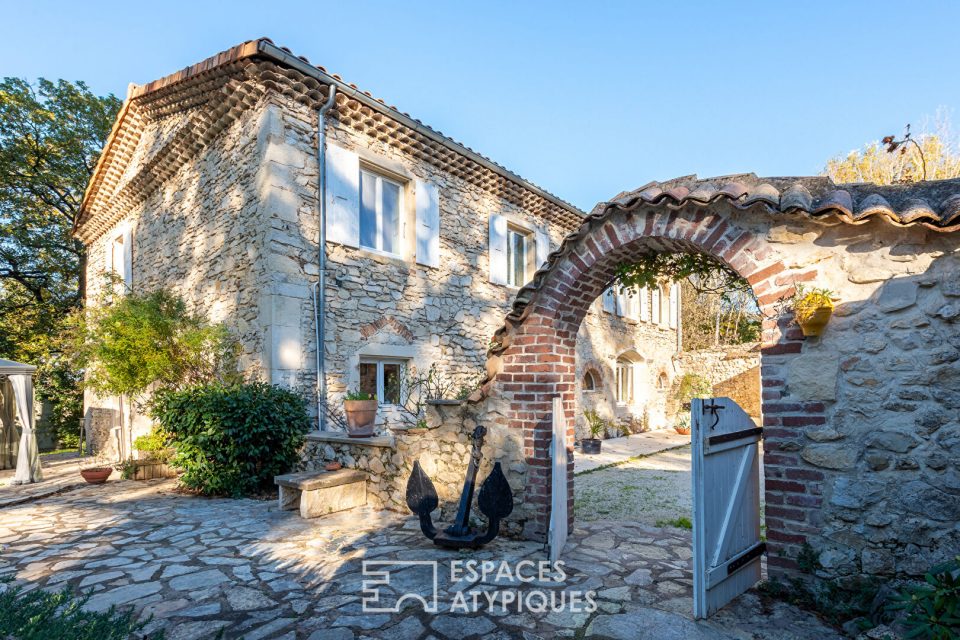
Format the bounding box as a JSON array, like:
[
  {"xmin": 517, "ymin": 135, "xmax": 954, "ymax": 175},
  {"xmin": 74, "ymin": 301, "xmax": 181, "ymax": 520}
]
[{"xmin": 691, "ymin": 397, "xmax": 764, "ymax": 618}]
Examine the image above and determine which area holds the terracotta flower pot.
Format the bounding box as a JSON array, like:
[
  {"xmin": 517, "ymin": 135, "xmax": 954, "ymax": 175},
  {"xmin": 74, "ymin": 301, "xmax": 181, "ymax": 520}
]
[
  {"xmin": 796, "ymin": 305, "xmax": 833, "ymax": 337},
  {"xmin": 343, "ymin": 399, "xmax": 378, "ymax": 438},
  {"xmin": 581, "ymin": 438, "xmax": 602, "ymax": 454},
  {"xmin": 675, "ymin": 425, "xmax": 692, "ymax": 436},
  {"xmin": 795, "ymin": 292, "xmax": 834, "ymax": 337},
  {"xmin": 80, "ymin": 467, "xmax": 113, "ymax": 484}
]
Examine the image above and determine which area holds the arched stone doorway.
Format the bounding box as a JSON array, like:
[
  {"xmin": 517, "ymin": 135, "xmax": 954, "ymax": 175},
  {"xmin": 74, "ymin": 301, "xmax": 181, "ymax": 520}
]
[{"xmin": 480, "ymin": 178, "xmax": 828, "ymax": 575}]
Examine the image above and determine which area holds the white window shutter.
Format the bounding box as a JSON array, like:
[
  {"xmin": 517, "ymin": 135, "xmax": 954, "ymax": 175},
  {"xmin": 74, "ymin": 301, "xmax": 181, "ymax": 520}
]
[
  {"xmin": 639, "ymin": 287, "xmax": 649, "ymax": 322},
  {"xmin": 415, "ymin": 179, "xmax": 440, "ymax": 267},
  {"xmin": 489, "ymin": 214, "xmax": 508, "ymax": 285},
  {"xmin": 602, "ymin": 287, "xmax": 616, "ymax": 314},
  {"xmin": 121, "ymin": 227, "xmax": 132, "ymax": 288},
  {"xmin": 325, "ymin": 144, "xmax": 360, "ymax": 247},
  {"xmin": 625, "ymin": 287, "xmax": 639, "ymax": 320},
  {"xmin": 669, "ymin": 283, "xmax": 679, "ymax": 329},
  {"xmin": 651, "ymin": 287, "xmax": 661, "ymax": 325},
  {"xmin": 535, "ymin": 226, "xmax": 550, "ymax": 270}
]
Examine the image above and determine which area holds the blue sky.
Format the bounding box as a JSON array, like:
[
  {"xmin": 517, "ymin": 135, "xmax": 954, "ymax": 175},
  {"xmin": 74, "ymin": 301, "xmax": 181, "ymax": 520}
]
[{"xmin": 3, "ymin": 1, "xmax": 957, "ymax": 211}]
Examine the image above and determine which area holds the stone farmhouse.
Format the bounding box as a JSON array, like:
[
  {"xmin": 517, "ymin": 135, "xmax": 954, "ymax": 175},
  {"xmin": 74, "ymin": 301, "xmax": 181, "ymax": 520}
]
[
  {"xmin": 76, "ymin": 39, "xmax": 960, "ymax": 584},
  {"xmin": 75, "ymin": 39, "xmax": 681, "ymax": 459}
]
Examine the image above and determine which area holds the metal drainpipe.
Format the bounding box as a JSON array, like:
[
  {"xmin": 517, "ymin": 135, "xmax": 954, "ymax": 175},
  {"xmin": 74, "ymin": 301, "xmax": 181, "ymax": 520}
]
[{"xmin": 312, "ymin": 85, "xmax": 337, "ymax": 431}]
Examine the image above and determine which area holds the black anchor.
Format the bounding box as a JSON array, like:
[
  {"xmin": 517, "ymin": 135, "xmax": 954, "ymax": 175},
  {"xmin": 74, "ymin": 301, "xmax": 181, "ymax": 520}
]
[{"xmin": 405, "ymin": 425, "xmax": 514, "ymax": 549}]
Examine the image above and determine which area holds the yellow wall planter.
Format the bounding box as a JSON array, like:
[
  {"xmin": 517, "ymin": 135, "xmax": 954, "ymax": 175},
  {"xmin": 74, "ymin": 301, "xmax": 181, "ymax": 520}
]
[{"xmin": 794, "ymin": 288, "xmax": 834, "ymax": 337}]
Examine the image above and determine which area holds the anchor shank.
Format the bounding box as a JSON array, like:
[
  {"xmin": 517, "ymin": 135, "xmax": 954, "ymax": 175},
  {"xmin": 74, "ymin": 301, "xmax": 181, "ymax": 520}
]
[{"xmin": 445, "ymin": 425, "xmax": 486, "ymax": 537}]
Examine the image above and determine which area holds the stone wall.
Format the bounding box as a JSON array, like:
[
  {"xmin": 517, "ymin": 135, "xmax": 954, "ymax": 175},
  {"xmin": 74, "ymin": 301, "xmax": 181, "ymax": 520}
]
[{"xmin": 300, "ymin": 399, "xmax": 529, "ymax": 536}]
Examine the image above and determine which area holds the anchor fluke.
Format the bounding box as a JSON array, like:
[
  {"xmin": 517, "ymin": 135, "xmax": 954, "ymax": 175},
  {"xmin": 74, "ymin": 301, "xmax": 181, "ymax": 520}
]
[
  {"xmin": 406, "ymin": 459, "xmax": 438, "ymax": 539},
  {"xmin": 475, "ymin": 462, "xmax": 514, "ymax": 545}
]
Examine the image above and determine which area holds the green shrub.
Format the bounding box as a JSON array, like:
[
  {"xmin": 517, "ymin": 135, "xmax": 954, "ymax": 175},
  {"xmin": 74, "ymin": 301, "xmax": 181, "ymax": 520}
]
[
  {"xmin": 0, "ymin": 577, "xmax": 162, "ymax": 639},
  {"xmin": 889, "ymin": 555, "xmax": 960, "ymax": 639},
  {"xmin": 151, "ymin": 382, "xmax": 311, "ymax": 496}
]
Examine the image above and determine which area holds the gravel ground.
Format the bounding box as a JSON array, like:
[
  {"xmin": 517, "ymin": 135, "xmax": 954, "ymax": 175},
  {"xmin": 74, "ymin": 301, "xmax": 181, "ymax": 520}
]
[{"xmin": 574, "ymin": 445, "xmax": 693, "ymax": 527}]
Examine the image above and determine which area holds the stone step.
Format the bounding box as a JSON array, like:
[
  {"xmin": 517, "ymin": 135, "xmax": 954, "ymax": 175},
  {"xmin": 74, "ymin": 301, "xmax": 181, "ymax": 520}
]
[{"xmin": 274, "ymin": 469, "xmax": 367, "ymax": 519}]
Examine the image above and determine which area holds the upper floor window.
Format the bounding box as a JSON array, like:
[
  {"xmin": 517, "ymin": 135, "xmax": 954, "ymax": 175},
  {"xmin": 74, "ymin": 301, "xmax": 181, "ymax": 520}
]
[
  {"xmin": 506, "ymin": 225, "xmax": 534, "ymax": 288},
  {"xmin": 489, "ymin": 214, "xmax": 549, "ymax": 288},
  {"xmin": 360, "ymin": 168, "xmax": 402, "ymax": 255},
  {"xmin": 108, "ymin": 226, "xmax": 132, "ymax": 290},
  {"xmin": 326, "ymin": 143, "xmax": 443, "ymax": 267}
]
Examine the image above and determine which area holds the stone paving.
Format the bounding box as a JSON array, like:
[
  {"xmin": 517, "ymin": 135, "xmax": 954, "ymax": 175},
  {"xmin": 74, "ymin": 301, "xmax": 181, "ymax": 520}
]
[{"xmin": 0, "ymin": 476, "xmax": 842, "ymax": 639}]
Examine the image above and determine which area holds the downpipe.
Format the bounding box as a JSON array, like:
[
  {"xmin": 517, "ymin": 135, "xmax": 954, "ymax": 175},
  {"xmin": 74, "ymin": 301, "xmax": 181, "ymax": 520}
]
[{"xmin": 312, "ymin": 85, "xmax": 337, "ymax": 431}]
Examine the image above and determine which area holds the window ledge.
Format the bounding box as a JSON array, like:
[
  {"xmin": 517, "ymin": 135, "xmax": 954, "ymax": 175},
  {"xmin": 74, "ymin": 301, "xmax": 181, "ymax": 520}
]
[{"xmin": 336, "ymin": 244, "xmax": 408, "ymax": 266}]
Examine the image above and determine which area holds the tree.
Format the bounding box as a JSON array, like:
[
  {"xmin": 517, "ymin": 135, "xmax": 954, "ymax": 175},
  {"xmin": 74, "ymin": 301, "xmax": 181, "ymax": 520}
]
[
  {"xmin": 0, "ymin": 78, "xmax": 121, "ymax": 446},
  {"xmin": 824, "ymin": 113, "xmax": 960, "ymax": 184}
]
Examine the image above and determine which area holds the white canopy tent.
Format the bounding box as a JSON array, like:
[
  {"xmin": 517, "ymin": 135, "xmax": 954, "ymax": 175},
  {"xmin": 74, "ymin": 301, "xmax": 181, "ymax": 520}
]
[{"xmin": 0, "ymin": 358, "xmax": 43, "ymax": 484}]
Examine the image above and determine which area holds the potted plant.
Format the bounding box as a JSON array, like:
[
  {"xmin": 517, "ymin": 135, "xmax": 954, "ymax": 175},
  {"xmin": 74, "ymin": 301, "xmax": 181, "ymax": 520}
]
[
  {"xmin": 343, "ymin": 389, "xmax": 377, "ymax": 438},
  {"xmin": 674, "ymin": 415, "xmax": 691, "ymax": 436},
  {"xmin": 793, "ymin": 284, "xmax": 835, "ymax": 337},
  {"xmin": 581, "ymin": 410, "xmax": 607, "ymax": 454},
  {"xmin": 79, "ymin": 451, "xmax": 113, "ymax": 484}
]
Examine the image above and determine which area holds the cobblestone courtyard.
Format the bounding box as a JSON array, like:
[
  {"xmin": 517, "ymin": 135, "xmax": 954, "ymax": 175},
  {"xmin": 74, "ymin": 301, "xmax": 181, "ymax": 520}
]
[{"xmin": 0, "ymin": 470, "xmax": 842, "ymax": 640}]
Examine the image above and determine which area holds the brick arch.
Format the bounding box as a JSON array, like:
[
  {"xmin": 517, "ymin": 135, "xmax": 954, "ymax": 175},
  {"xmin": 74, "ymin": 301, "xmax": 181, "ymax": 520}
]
[{"xmin": 482, "ymin": 201, "xmax": 819, "ymax": 551}]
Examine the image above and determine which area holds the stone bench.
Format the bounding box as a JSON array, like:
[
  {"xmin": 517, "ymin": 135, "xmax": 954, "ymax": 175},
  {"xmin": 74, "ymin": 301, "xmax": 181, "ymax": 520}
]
[{"xmin": 274, "ymin": 469, "xmax": 367, "ymax": 518}]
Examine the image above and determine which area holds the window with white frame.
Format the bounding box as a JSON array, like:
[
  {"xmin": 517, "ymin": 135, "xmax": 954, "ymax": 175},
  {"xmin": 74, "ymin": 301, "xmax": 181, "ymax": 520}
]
[
  {"xmin": 108, "ymin": 227, "xmax": 132, "ymax": 290},
  {"xmin": 358, "ymin": 358, "xmax": 406, "ymax": 405},
  {"xmin": 488, "ymin": 214, "xmax": 549, "ymax": 287},
  {"xmin": 615, "ymin": 358, "xmax": 634, "ymax": 405},
  {"xmin": 616, "ymin": 287, "xmax": 640, "ymax": 319},
  {"xmin": 359, "ymin": 167, "xmax": 402, "ymax": 255},
  {"xmin": 506, "ymin": 224, "xmax": 534, "ymax": 288}
]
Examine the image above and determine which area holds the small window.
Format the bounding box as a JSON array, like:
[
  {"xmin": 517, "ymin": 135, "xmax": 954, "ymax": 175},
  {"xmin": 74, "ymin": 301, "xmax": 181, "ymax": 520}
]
[
  {"xmin": 111, "ymin": 234, "xmax": 126, "ymax": 282},
  {"xmin": 615, "ymin": 359, "xmax": 634, "ymax": 405},
  {"xmin": 360, "ymin": 168, "xmax": 402, "ymax": 255},
  {"xmin": 657, "ymin": 372, "xmax": 669, "ymax": 389},
  {"xmin": 359, "ymin": 359, "xmax": 406, "ymax": 405},
  {"xmin": 109, "ymin": 229, "xmax": 131, "ymax": 289},
  {"xmin": 583, "ymin": 370, "xmax": 598, "ymax": 392},
  {"xmin": 506, "ymin": 225, "xmax": 534, "ymax": 287}
]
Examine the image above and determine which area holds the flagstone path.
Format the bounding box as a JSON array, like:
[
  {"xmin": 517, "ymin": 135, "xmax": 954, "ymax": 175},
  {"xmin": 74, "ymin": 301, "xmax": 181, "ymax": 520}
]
[{"xmin": 0, "ymin": 476, "xmax": 840, "ymax": 639}]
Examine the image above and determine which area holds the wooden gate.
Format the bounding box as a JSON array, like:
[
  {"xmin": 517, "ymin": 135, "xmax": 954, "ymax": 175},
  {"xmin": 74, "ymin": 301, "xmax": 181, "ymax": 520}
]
[
  {"xmin": 692, "ymin": 397, "xmax": 764, "ymax": 619},
  {"xmin": 548, "ymin": 397, "xmax": 569, "ymax": 562}
]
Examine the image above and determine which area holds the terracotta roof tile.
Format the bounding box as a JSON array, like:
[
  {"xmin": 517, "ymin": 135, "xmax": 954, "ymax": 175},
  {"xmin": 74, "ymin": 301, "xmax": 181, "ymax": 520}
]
[{"xmin": 605, "ymin": 174, "xmax": 960, "ymax": 231}]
